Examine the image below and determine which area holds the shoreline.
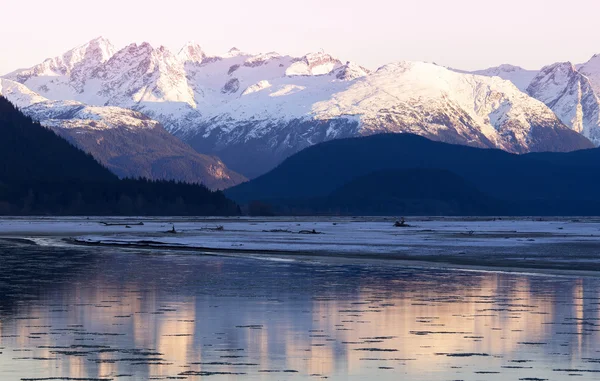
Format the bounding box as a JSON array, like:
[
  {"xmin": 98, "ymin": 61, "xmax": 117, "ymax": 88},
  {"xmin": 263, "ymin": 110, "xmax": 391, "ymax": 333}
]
[
  {"xmin": 4, "ymin": 215, "xmax": 600, "ymax": 278},
  {"xmin": 61, "ymin": 237, "xmax": 600, "ymax": 278}
]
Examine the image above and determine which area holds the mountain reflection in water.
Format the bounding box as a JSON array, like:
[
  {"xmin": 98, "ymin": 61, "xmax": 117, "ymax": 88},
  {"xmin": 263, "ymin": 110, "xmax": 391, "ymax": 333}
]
[{"xmin": 0, "ymin": 241, "xmax": 599, "ymax": 380}]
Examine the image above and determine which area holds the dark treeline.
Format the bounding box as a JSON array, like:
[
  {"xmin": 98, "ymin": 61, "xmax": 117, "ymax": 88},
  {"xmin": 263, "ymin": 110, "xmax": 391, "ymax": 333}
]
[
  {"xmin": 0, "ymin": 179, "xmax": 240, "ymax": 216},
  {"xmin": 0, "ymin": 96, "xmax": 239, "ymax": 216}
]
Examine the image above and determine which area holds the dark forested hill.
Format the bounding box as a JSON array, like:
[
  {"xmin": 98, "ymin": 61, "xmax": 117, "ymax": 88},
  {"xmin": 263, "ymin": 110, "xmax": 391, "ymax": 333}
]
[
  {"xmin": 0, "ymin": 97, "xmax": 116, "ymax": 183},
  {"xmin": 0, "ymin": 96, "xmax": 239, "ymax": 216},
  {"xmin": 227, "ymin": 133, "xmax": 600, "ymax": 216},
  {"xmin": 321, "ymin": 169, "xmax": 497, "ymax": 216}
]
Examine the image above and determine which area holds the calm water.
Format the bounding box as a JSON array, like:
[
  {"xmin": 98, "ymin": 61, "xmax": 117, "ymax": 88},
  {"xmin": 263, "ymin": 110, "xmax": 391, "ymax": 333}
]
[{"xmin": 1, "ymin": 240, "xmax": 600, "ymax": 380}]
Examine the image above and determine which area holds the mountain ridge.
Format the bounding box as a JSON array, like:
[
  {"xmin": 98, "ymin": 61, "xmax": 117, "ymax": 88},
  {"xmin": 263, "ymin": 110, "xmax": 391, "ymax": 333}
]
[
  {"xmin": 0, "ymin": 78, "xmax": 246, "ymax": 189},
  {"xmin": 460, "ymin": 57, "xmax": 600, "ymax": 146},
  {"xmin": 4, "ymin": 38, "xmax": 598, "ymax": 179},
  {"xmin": 226, "ymin": 133, "xmax": 600, "ymax": 215}
]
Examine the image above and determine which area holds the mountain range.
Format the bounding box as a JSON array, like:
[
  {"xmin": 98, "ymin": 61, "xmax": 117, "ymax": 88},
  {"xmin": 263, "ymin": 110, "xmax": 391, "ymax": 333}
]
[{"xmin": 4, "ymin": 37, "xmax": 600, "ymax": 179}]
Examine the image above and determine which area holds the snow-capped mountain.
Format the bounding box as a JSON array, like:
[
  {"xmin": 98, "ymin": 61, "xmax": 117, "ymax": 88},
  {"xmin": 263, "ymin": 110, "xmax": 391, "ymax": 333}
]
[
  {"xmin": 4, "ymin": 38, "xmax": 594, "ymax": 178},
  {"xmin": 466, "ymin": 64, "xmax": 539, "ymax": 92},
  {"xmin": 467, "ymin": 60, "xmax": 600, "ymax": 146},
  {"xmin": 285, "ymin": 52, "xmax": 343, "ymax": 76},
  {"xmin": 187, "ymin": 61, "xmax": 591, "ymax": 176},
  {"xmin": 526, "ymin": 63, "xmax": 600, "ymax": 145},
  {"xmin": 7, "ymin": 37, "xmax": 116, "ymax": 95},
  {"xmin": 0, "ymin": 79, "xmax": 245, "ymax": 189},
  {"xmin": 577, "ymin": 55, "xmax": 600, "ymax": 96}
]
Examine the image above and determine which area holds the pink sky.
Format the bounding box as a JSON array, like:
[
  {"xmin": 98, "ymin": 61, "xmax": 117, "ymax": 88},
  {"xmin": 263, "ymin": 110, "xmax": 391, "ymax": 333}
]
[{"xmin": 2, "ymin": 0, "xmax": 599, "ymax": 75}]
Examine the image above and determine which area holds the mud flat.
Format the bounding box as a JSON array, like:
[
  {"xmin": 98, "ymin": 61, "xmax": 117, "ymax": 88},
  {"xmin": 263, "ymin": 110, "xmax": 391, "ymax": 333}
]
[{"xmin": 4, "ymin": 216, "xmax": 594, "ymax": 273}]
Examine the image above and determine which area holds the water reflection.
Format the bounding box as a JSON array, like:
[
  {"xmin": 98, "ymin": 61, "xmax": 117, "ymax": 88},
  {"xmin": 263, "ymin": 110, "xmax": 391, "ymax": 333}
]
[{"xmin": 1, "ymin": 242, "xmax": 600, "ymax": 380}]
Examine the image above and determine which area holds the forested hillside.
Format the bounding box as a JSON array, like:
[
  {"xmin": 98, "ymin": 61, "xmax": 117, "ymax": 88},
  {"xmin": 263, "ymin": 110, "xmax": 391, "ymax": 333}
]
[{"xmin": 0, "ymin": 97, "xmax": 239, "ymax": 216}]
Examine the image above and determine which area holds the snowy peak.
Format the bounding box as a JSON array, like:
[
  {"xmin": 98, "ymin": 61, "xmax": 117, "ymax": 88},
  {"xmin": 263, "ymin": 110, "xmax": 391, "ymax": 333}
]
[
  {"xmin": 67, "ymin": 36, "xmax": 115, "ymax": 72},
  {"xmin": 319, "ymin": 60, "xmax": 558, "ymax": 131},
  {"xmin": 527, "ymin": 61, "xmax": 600, "ymax": 142},
  {"xmin": 9, "ymin": 36, "xmax": 115, "ymax": 84},
  {"xmin": 527, "ymin": 62, "xmax": 579, "ymax": 104},
  {"xmin": 285, "ymin": 51, "xmax": 342, "ymax": 76},
  {"xmin": 178, "ymin": 42, "xmax": 206, "ymax": 64},
  {"xmin": 577, "ymin": 54, "xmax": 600, "ymax": 95},
  {"xmin": 82, "ymin": 36, "xmax": 116, "ymax": 64},
  {"xmin": 491, "ymin": 64, "xmax": 527, "ymax": 73},
  {"xmin": 220, "ymin": 47, "xmax": 246, "ymax": 58},
  {"xmin": 468, "ymin": 64, "xmax": 538, "ymax": 92},
  {"xmin": 95, "ymin": 42, "xmax": 194, "ymax": 107},
  {"xmin": 105, "ymin": 42, "xmax": 153, "ymax": 65},
  {"xmin": 333, "ymin": 61, "xmax": 370, "ymax": 81},
  {"xmin": 243, "ymin": 52, "xmax": 282, "ymax": 68},
  {"xmin": 471, "ymin": 58, "xmax": 600, "ymax": 146}
]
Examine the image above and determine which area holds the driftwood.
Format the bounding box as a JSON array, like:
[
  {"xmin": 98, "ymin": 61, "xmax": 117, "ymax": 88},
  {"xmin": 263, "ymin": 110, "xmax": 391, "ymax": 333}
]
[
  {"xmin": 298, "ymin": 229, "xmax": 323, "ymax": 235},
  {"xmin": 394, "ymin": 218, "xmax": 410, "ymax": 228},
  {"xmin": 201, "ymin": 225, "xmax": 224, "ymax": 231},
  {"xmin": 101, "ymin": 222, "xmax": 144, "ymax": 226}
]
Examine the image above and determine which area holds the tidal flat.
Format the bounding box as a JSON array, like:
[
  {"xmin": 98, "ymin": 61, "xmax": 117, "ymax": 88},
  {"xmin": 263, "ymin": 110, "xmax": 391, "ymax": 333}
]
[{"xmin": 2, "ymin": 217, "xmax": 600, "ymax": 380}]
